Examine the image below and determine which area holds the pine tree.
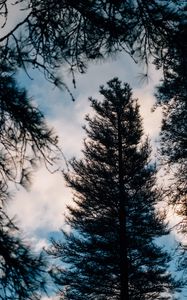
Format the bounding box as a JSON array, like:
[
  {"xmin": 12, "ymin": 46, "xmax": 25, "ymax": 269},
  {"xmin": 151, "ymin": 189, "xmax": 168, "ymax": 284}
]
[
  {"xmin": 0, "ymin": 65, "xmax": 58, "ymax": 299},
  {"xmin": 155, "ymin": 23, "xmax": 187, "ymax": 273},
  {"xmin": 155, "ymin": 22, "xmax": 187, "ymax": 227},
  {"xmin": 0, "ymin": 66, "xmax": 58, "ymax": 190},
  {"xmin": 50, "ymin": 78, "xmax": 178, "ymax": 299},
  {"xmin": 0, "ymin": 207, "xmax": 47, "ymax": 300}
]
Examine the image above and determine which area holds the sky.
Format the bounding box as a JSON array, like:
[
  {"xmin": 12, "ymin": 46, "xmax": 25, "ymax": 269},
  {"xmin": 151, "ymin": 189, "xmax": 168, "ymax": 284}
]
[
  {"xmin": 7, "ymin": 52, "xmax": 163, "ymax": 246},
  {"xmin": 1, "ymin": 2, "xmax": 186, "ymax": 299}
]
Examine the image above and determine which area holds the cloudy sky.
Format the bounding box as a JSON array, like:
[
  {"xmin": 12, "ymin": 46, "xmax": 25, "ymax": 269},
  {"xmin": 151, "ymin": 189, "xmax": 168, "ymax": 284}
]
[{"xmin": 6, "ymin": 52, "xmax": 163, "ymax": 246}]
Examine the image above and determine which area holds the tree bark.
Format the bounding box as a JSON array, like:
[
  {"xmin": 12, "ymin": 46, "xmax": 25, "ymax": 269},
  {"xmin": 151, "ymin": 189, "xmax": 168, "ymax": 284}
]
[{"xmin": 117, "ymin": 111, "xmax": 129, "ymax": 300}]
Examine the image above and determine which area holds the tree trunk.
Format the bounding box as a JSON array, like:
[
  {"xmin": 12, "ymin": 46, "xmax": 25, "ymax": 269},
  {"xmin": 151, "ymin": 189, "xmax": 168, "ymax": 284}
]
[{"xmin": 118, "ymin": 111, "xmax": 129, "ymax": 300}]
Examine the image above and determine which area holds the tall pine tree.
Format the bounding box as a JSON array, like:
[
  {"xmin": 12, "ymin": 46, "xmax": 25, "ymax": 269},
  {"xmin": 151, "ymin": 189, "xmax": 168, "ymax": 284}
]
[{"xmin": 50, "ymin": 78, "xmax": 178, "ymax": 299}]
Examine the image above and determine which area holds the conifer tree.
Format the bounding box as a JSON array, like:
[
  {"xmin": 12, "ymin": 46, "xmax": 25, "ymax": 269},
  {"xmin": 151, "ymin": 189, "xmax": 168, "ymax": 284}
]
[
  {"xmin": 0, "ymin": 206, "xmax": 47, "ymax": 300},
  {"xmin": 0, "ymin": 65, "xmax": 58, "ymax": 299},
  {"xmin": 155, "ymin": 23, "xmax": 187, "ymax": 231},
  {"xmin": 50, "ymin": 78, "xmax": 178, "ymax": 299},
  {"xmin": 155, "ymin": 25, "xmax": 187, "ymax": 272}
]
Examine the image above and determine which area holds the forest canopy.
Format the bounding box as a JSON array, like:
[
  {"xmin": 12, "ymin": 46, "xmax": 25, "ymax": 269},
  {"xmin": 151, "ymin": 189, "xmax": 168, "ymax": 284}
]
[{"xmin": 0, "ymin": 1, "xmax": 186, "ymax": 299}]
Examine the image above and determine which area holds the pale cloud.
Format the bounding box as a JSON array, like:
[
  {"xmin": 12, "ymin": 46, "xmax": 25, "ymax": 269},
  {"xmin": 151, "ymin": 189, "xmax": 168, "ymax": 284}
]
[
  {"xmin": 41, "ymin": 296, "xmax": 59, "ymax": 300},
  {"xmin": 134, "ymin": 86, "xmax": 163, "ymax": 138},
  {"xmin": 1, "ymin": 0, "xmax": 29, "ymax": 35},
  {"xmin": 7, "ymin": 167, "xmax": 73, "ymax": 239}
]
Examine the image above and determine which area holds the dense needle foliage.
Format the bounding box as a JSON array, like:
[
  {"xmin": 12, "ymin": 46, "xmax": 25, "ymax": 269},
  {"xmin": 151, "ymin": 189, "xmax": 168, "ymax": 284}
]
[
  {"xmin": 0, "ymin": 65, "xmax": 58, "ymax": 299},
  {"xmin": 50, "ymin": 78, "xmax": 179, "ymax": 300},
  {"xmin": 0, "ymin": 1, "xmax": 184, "ymax": 84}
]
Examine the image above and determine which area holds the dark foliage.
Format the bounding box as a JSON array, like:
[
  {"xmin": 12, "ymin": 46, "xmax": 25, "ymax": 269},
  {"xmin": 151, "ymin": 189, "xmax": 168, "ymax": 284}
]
[
  {"xmin": 0, "ymin": 65, "xmax": 59, "ymax": 299},
  {"xmin": 0, "ymin": 64, "xmax": 58, "ymax": 191},
  {"xmin": 0, "ymin": 207, "xmax": 47, "ymax": 300},
  {"xmin": 49, "ymin": 78, "xmax": 179, "ymax": 299},
  {"xmin": 155, "ymin": 22, "xmax": 187, "ymax": 235},
  {"xmin": 0, "ymin": 1, "xmax": 184, "ymax": 84}
]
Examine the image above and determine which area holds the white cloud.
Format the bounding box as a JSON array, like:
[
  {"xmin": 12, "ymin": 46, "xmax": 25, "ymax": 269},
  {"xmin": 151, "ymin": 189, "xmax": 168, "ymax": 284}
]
[
  {"xmin": 1, "ymin": 0, "xmax": 29, "ymax": 35},
  {"xmin": 7, "ymin": 167, "xmax": 73, "ymax": 240},
  {"xmin": 134, "ymin": 86, "xmax": 163, "ymax": 139},
  {"xmin": 41, "ymin": 296, "xmax": 59, "ymax": 300}
]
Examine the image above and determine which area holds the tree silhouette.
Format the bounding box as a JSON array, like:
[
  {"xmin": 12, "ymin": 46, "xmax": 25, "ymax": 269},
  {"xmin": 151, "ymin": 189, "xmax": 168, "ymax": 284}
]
[
  {"xmin": 0, "ymin": 207, "xmax": 47, "ymax": 300},
  {"xmin": 0, "ymin": 63, "xmax": 59, "ymax": 188},
  {"xmin": 155, "ymin": 20, "xmax": 187, "ymax": 219},
  {"xmin": 0, "ymin": 1, "xmax": 184, "ymax": 85},
  {"xmin": 155, "ymin": 22, "xmax": 187, "ymax": 272},
  {"xmin": 0, "ymin": 65, "xmax": 58, "ymax": 299},
  {"xmin": 49, "ymin": 78, "xmax": 179, "ymax": 299}
]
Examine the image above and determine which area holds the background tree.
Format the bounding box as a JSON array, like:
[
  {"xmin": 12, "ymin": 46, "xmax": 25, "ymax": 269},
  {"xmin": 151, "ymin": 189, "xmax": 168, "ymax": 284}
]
[
  {"xmin": 156, "ymin": 84, "xmax": 187, "ymax": 222},
  {"xmin": 49, "ymin": 78, "xmax": 179, "ymax": 300},
  {"xmin": 0, "ymin": 207, "xmax": 47, "ymax": 300},
  {"xmin": 0, "ymin": 63, "xmax": 59, "ymax": 299},
  {"xmin": 155, "ymin": 23, "xmax": 187, "ymax": 271},
  {"xmin": 0, "ymin": 65, "xmax": 58, "ymax": 189}
]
